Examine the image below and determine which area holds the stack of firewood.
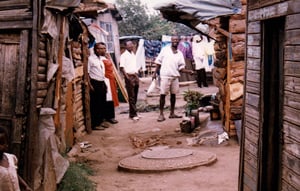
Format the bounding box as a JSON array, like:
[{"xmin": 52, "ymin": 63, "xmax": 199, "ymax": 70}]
[
  {"xmin": 72, "ymin": 41, "xmax": 83, "ymax": 67},
  {"xmin": 71, "ymin": 41, "xmax": 86, "ymax": 139},
  {"xmin": 211, "ymin": 0, "xmax": 246, "ymax": 136},
  {"xmin": 37, "ymin": 37, "xmax": 48, "ymax": 108}
]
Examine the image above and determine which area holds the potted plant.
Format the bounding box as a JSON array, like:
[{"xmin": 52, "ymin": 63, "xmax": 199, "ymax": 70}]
[
  {"xmin": 183, "ymin": 90, "xmax": 203, "ymax": 115},
  {"xmin": 183, "ymin": 90, "xmax": 203, "ymax": 129}
]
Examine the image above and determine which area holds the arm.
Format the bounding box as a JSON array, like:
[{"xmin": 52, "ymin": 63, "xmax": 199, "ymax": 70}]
[
  {"xmin": 120, "ymin": 67, "xmax": 129, "ymax": 80},
  {"xmin": 87, "ymin": 57, "xmax": 94, "ymax": 91},
  {"xmin": 179, "ymin": 68, "xmax": 194, "ymax": 75},
  {"xmin": 87, "ymin": 76, "xmax": 94, "ymax": 91},
  {"xmin": 178, "ymin": 52, "xmax": 194, "ymax": 75},
  {"xmin": 152, "ymin": 63, "xmax": 161, "ymax": 80}
]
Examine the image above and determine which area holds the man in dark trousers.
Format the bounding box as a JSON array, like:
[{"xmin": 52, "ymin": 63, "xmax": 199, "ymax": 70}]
[
  {"xmin": 120, "ymin": 40, "xmax": 140, "ymax": 121},
  {"xmin": 88, "ymin": 43, "xmax": 108, "ymax": 130},
  {"xmin": 98, "ymin": 42, "xmax": 119, "ymax": 124}
]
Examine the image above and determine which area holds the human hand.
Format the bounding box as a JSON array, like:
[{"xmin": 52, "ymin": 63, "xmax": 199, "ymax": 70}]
[{"xmin": 152, "ymin": 73, "xmax": 157, "ymax": 81}]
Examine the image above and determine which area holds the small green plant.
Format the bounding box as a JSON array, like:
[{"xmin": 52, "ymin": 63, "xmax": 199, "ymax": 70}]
[
  {"xmin": 57, "ymin": 162, "xmax": 96, "ymax": 191},
  {"xmin": 183, "ymin": 90, "xmax": 203, "ymax": 114}
]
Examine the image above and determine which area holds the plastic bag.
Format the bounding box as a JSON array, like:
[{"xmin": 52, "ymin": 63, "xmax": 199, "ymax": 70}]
[{"xmin": 147, "ymin": 79, "xmax": 157, "ymax": 95}]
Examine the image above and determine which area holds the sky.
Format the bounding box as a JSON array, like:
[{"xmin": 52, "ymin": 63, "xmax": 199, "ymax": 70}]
[
  {"xmin": 104, "ymin": 0, "xmax": 158, "ymax": 9},
  {"xmin": 104, "ymin": 0, "xmax": 161, "ymax": 15}
]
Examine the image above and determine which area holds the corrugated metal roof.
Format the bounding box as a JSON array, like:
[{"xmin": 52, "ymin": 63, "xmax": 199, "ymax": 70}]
[{"xmin": 154, "ymin": 0, "xmax": 241, "ymax": 34}]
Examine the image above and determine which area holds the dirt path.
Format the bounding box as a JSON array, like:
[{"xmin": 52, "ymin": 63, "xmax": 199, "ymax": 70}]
[{"xmin": 74, "ymin": 78, "xmax": 240, "ymax": 191}]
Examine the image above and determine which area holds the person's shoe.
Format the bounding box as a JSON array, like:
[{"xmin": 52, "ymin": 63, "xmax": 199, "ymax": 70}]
[
  {"xmin": 107, "ymin": 119, "xmax": 118, "ymax": 124},
  {"xmin": 157, "ymin": 115, "xmax": 166, "ymax": 122},
  {"xmin": 131, "ymin": 116, "xmax": 139, "ymax": 121},
  {"xmin": 94, "ymin": 126, "xmax": 105, "ymax": 130},
  {"xmin": 101, "ymin": 121, "xmax": 110, "ymax": 128}
]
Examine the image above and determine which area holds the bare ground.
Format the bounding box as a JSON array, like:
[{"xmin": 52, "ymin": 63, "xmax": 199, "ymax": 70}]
[{"xmin": 73, "ymin": 77, "xmax": 240, "ymax": 191}]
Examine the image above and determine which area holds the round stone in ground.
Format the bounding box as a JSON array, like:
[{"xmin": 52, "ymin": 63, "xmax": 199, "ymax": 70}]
[{"xmin": 118, "ymin": 147, "xmax": 217, "ymax": 172}]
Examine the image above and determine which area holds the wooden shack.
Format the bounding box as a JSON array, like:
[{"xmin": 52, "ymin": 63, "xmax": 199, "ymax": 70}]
[
  {"xmin": 0, "ymin": 0, "xmax": 121, "ymax": 189},
  {"xmin": 239, "ymin": 0, "xmax": 300, "ymax": 190}
]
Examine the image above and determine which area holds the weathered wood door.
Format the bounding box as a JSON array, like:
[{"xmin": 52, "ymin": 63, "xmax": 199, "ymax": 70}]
[{"xmin": 0, "ymin": 30, "xmax": 29, "ymax": 163}]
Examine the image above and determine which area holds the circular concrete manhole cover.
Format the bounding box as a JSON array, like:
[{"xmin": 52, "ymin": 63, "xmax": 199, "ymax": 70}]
[
  {"xmin": 141, "ymin": 148, "xmax": 193, "ymax": 159},
  {"xmin": 118, "ymin": 147, "xmax": 217, "ymax": 172}
]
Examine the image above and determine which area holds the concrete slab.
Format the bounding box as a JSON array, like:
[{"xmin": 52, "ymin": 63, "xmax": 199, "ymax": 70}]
[
  {"xmin": 141, "ymin": 148, "xmax": 193, "ymax": 159},
  {"xmin": 118, "ymin": 147, "xmax": 217, "ymax": 172}
]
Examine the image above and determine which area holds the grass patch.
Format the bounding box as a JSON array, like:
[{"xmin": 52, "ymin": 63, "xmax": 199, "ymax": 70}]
[{"xmin": 57, "ymin": 162, "xmax": 96, "ymax": 191}]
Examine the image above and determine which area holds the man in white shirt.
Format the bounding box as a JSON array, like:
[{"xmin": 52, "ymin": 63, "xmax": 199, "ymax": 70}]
[
  {"xmin": 120, "ymin": 40, "xmax": 140, "ymax": 121},
  {"xmin": 153, "ymin": 36, "xmax": 194, "ymax": 122},
  {"xmin": 192, "ymin": 34, "xmax": 209, "ymax": 87},
  {"xmin": 88, "ymin": 43, "xmax": 108, "ymax": 130}
]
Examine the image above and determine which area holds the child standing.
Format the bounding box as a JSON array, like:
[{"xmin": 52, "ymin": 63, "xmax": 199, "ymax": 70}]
[{"xmin": 0, "ymin": 127, "xmax": 32, "ymax": 191}]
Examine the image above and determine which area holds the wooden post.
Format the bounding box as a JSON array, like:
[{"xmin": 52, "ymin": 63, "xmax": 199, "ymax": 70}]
[
  {"xmin": 225, "ymin": 33, "xmax": 232, "ymax": 134},
  {"xmin": 54, "ymin": 16, "xmax": 65, "ymax": 129},
  {"xmin": 65, "ymin": 81, "xmax": 74, "ymax": 148},
  {"xmin": 80, "ymin": 20, "xmax": 93, "ymax": 134},
  {"xmin": 28, "ymin": 0, "xmax": 40, "ymax": 186}
]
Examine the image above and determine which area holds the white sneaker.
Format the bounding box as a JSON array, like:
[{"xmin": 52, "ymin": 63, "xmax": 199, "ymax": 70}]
[
  {"xmin": 131, "ymin": 116, "xmax": 140, "ymax": 121},
  {"xmin": 137, "ymin": 113, "xmax": 143, "ymax": 118}
]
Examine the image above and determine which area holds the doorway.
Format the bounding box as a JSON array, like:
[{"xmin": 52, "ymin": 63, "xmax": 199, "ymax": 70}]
[{"xmin": 260, "ymin": 17, "xmax": 285, "ymax": 191}]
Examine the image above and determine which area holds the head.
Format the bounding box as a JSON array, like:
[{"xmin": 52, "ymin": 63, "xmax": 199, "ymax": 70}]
[
  {"xmin": 125, "ymin": 40, "xmax": 134, "ymax": 52},
  {"xmin": 94, "ymin": 42, "xmax": 107, "ymax": 57},
  {"xmin": 171, "ymin": 36, "xmax": 180, "ymax": 49},
  {"xmin": 0, "ymin": 127, "xmax": 9, "ymax": 159}
]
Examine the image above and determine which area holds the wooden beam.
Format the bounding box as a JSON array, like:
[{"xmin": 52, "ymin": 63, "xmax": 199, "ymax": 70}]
[
  {"xmin": 65, "ymin": 82, "xmax": 74, "ymax": 148},
  {"xmin": 27, "ymin": 0, "xmax": 40, "ymax": 186},
  {"xmin": 225, "ymin": 34, "xmax": 232, "ymax": 133},
  {"xmin": 204, "ymin": 21, "xmax": 230, "ymax": 38},
  {"xmin": 54, "ymin": 16, "xmax": 65, "ymax": 130},
  {"xmin": 80, "ymin": 19, "xmax": 93, "ymax": 134}
]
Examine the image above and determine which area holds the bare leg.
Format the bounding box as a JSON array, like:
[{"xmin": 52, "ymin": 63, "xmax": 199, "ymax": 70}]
[
  {"xmin": 169, "ymin": 94, "xmax": 182, "ymax": 118},
  {"xmin": 159, "ymin": 94, "xmax": 166, "ymax": 115},
  {"xmin": 170, "ymin": 94, "xmax": 176, "ymax": 116},
  {"xmin": 157, "ymin": 94, "xmax": 166, "ymax": 121}
]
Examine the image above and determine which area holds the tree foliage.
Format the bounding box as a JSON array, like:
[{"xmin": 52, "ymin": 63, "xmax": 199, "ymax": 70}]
[{"xmin": 116, "ymin": 0, "xmax": 196, "ymax": 40}]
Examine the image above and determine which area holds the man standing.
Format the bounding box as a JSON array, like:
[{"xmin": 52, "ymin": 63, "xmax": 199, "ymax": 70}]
[
  {"xmin": 178, "ymin": 35, "xmax": 194, "ymax": 82},
  {"xmin": 97, "ymin": 42, "xmax": 119, "ymax": 124},
  {"xmin": 192, "ymin": 34, "xmax": 208, "ymax": 87},
  {"xmin": 153, "ymin": 36, "xmax": 194, "ymax": 122},
  {"xmin": 88, "ymin": 43, "xmax": 108, "ymax": 130},
  {"xmin": 120, "ymin": 40, "xmax": 140, "ymax": 121}
]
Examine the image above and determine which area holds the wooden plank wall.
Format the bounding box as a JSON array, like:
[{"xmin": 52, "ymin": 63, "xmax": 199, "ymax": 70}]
[
  {"xmin": 241, "ymin": 0, "xmax": 300, "ymax": 190},
  {"xmin": 243, "ymin": 17, "xmax": 261, "ymax": 190},
  {"xmin": 282, "ymin": 8, "xmax": 300, "ymax": 190}
]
